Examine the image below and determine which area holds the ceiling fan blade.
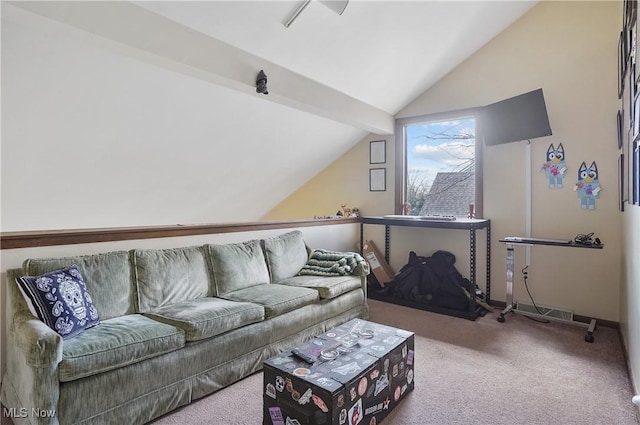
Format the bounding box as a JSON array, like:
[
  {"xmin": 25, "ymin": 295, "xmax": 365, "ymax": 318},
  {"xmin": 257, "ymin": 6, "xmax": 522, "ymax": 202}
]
[
  {"xmin": 319, "ymin": 0, "xmax": 349, "ymax": 16},
  {"xmin": 284, "ymin": 0, "xmax": 312, "ymax": 28},
  {"xmin": 284, "ymin": 0, "xmax": 349, "ymax": 28}
]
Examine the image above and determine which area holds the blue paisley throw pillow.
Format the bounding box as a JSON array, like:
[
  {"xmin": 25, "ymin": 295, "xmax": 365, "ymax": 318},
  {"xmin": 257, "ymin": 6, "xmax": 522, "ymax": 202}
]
[{"xmin": 16, "ymin": 265, "xmax": 100, "ymax": 338}]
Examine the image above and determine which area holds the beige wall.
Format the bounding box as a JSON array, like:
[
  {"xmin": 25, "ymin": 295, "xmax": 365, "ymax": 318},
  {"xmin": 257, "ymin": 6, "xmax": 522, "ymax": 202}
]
[
  {"xmin": 412, "ymin": 0, "xmax": 622, "ymax": 320},
  {"xmin": 272, "ymin": 1, "xmax": 623, "ymax": 319},
  {"xmin": 401, "ymin": 6, "xmax": 640, "ymax": 405},
  {"xmin": 262, "ymin": 133, "xmax": 395, "ymax": 220}
]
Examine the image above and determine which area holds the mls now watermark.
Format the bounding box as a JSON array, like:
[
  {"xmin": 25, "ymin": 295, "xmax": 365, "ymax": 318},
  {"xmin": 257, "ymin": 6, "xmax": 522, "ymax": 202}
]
[{"xmin": 3, "ymin": 407, "xmax": 56, "ymax": 419}]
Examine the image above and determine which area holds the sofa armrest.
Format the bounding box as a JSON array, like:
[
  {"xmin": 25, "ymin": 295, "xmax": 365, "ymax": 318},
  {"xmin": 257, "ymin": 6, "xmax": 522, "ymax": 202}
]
[
  {"xmin": 352, "ymin": 260, "xmax": 370, "ymax": 277},
  {"xmin": 1, "ymin": 269, "xmax": 62, "ymax": 425},
  {"xmin": 12, "ymin": 311, "xmax": 63, "ymax": 368}
]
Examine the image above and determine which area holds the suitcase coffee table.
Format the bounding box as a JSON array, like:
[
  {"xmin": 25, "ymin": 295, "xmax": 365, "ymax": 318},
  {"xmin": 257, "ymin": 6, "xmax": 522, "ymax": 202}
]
[{"xmin": 263, "ymin": 319, "xmax": 415, "ymax": 425}]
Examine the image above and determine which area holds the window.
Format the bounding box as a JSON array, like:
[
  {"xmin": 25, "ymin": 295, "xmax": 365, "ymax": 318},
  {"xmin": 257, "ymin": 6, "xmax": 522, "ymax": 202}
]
[{"xmin": 394, "ymin": 108, "xmax": 483, "ymax": 218}]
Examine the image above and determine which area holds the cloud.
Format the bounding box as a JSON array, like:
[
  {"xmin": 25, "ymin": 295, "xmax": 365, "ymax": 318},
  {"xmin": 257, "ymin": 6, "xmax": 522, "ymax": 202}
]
[{"xmin": 412, "ymin": 141, "xmax": 474, "ymax": 166}]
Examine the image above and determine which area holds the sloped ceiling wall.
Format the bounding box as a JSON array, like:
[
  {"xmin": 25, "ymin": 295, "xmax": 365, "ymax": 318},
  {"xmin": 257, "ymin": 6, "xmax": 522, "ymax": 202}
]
[
  {"xmin": 1, "ymin": 1, "xmax": 534, "ymax": 231},
  {"xmin": 1, "ymin": 2, "xmax": 370, "ymax": 230}
]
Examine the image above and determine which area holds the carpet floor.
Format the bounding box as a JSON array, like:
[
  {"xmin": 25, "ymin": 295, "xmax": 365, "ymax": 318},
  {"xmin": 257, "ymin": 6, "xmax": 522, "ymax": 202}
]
[
  {"xmin": 150, "ymin": 299, "xmax": 639, "ymax": 425},
  {"xmin": 3, "ymin": 299, "xmax": 639, "ymax": 424}
]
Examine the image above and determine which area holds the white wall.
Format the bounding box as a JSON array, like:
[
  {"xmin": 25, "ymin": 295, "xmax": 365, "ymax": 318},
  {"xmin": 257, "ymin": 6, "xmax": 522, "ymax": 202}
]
[
  {"xmin": 622, "ymin": 204, "xmax": 640, "ymax": 398},
  {"xmin": 0, "ymin": 2, "xmax": 378, "ymax": 383},
  {"xmin": 0, "ymin": 3, "xmax": 369, "ymax": 231}
]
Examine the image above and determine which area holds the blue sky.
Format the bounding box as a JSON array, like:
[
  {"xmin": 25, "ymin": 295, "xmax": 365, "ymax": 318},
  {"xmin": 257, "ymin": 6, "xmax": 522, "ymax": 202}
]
[{"xmin": 406, "ymin": 117, "xmax": 475, "ymax": 187}]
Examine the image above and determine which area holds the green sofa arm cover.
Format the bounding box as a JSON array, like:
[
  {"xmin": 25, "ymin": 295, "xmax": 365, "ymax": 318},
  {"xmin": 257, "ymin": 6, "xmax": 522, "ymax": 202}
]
[
  {"xmin": 12, "ymin": 311, "xmax": 63, "ymax": 368},
  {"xmin": 352, "ymin": 260, "xmax": 370, "ymax": 277},
  {"xmin": 2, "ymin": 268, "xmax": 62, "ymax": 425}
]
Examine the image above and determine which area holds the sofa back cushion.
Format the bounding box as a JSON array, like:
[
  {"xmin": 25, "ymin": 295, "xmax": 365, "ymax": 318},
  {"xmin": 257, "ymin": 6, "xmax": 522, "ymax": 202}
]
[
  {"xmin": 22, "ymin": 250, "xmax": 133, "ymax": 321},
  {"xmin": 261, "ymin": 231, "xmax": 309, "ymax": 282},
  {"xmin": 206, "ymin": 239, "xmax": 270, "ymax": 296},
  {"xmin": 133, "ymin": 246, "xmax": 211, "ymax": 313}
]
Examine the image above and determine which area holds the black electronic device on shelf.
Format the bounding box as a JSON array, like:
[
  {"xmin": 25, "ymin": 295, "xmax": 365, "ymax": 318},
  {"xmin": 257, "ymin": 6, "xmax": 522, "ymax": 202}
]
[{"xmin": 573, "ymin": 233, "xmax": 602, "ymax": 246}]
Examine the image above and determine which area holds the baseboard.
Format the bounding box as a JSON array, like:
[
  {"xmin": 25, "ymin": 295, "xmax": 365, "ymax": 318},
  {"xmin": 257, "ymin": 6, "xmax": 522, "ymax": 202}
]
[
  {"xmin": 487, "ymin": 299, "xmax": 619, "ymax": 329},
  {"xmin": 617, "ymin": 327, "xmax": 640, "ymax": 420}
]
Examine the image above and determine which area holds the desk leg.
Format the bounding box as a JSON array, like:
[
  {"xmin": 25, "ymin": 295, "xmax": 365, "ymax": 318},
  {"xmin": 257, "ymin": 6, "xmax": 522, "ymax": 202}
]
[
  {"xmin": 384, "ymin": 225, "xmax": 390, "ymax": 263},
  {"xmin": 585, "ymin": 319, "xmax": 597, "ymax": 343},
  {"xmin": 469, "ymin": 227, "xmax": 476, "ymax": 316},
  {"xmin": 486, "ymin": 224, "xmax": 491, "ymax": 302},
  {"xmin": 497, "ymin": 243, "xmax": 598, "ymax": 342},
  {"xmin": 498, "ymin": 244, "xmax": 515, "ymax": 323}
]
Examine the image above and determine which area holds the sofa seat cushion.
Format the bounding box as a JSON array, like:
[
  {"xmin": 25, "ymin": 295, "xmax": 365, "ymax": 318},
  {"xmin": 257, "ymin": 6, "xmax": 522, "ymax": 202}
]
[
  {"xmin": 59, "ymin": 314, "xmax": 185, "ymax": 382},
  {"xmin": 221, "ymin": 284, "xmax": 319, "ymax": 319},
  {"xmin": 277, "ymin": 275, "xmax": 363, "ymax": 299},
  {"xmin": 144, "ymin": 297, "xmax": 265, "ymax": 342}
]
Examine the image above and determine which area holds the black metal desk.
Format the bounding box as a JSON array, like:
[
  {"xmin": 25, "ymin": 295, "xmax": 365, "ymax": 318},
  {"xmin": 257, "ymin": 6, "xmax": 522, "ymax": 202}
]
[
  {"xmin": 360, "ymin": 216, "xmax": 491, "ymax": 320},
  {"xmin": 497, "ymin": 237, "xmax": 603, "ymax": 342}
]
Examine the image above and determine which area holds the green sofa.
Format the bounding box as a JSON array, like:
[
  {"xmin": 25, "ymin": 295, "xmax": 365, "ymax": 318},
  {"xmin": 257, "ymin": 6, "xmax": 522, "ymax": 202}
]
[{"xmin": 1, "ymin": 231, "xmax": 369, "ymax": 425}]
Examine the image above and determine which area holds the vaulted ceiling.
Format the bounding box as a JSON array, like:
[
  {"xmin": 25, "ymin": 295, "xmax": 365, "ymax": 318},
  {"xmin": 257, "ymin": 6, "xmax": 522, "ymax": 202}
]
[
  {"xmin": 2, "ymin": 1, "xmax": 538, "ymax": 227},
  {"xmin": 134, "ymin": 0, "xmax": 537, "ymax": 116}
]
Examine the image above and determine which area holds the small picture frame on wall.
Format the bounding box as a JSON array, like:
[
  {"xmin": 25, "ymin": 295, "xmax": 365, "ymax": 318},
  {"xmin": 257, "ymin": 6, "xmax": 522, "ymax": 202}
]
[
  {"xmin": 636, "ymin": 14, "xmax": 640, "ymax": 85},
  {"xmin": 369, "ymin": 140, "xmax": 386, "ymax": 164},
  {"xmin": 620, "ymin": 30, "xmax": 627, "ymax": 99},
  {"xmin": 632, "ymin": 60, "xmax": 638, "ymax": 100},
  {"xmin": 633, "ymin": 140, "xmax": 639, "ymax": 205},
  {"xmin": 626, "ymin": 0, "xmax": 638, "ymax": 28},
  {"xmin": 627, "ymin": 128, "xmax": 633, "ymax": 203},
  {"xmin": 635, "ymin": 94, "xmax": 640, "ymax": 137},
  {"xmin": 631, "ymin": 80, "xmax": 636, "ymax": 128},
  {"xmin": 369, "ymin": 168, "xmax": 386, "ymax": 192},
  {"xmin": 620, "ymin": 153, "xmax": 626, "ymax": 212},
  {"xmin": 618, "ymin": 110, "xmax": 624, "ymax": 149},
  {"xmin": 632, "ymin": 16, "xmax": 638, "ymax": 86}
]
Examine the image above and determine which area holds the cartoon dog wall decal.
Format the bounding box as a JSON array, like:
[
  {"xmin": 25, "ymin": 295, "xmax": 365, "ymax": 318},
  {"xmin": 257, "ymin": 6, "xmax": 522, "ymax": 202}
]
[
  {"xmin": 540, "ymin": 143, "xmax": 567, "ymax": 188},
  {"xmin": 574, "ymin": 161, "xmax": 600, "ymax": 209}
]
